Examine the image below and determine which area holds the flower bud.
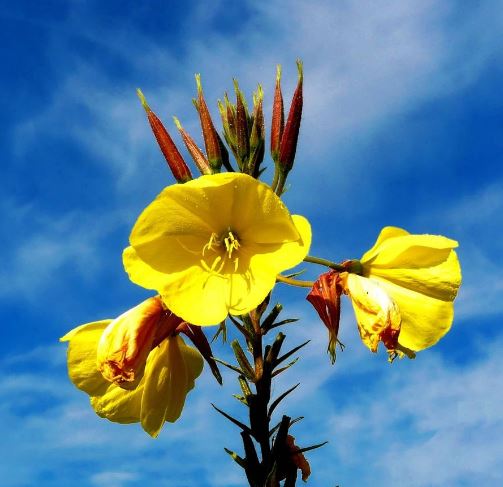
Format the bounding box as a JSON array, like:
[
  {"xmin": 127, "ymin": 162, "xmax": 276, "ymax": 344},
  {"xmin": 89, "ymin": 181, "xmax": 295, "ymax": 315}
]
[
  {"xmin": 137, "ymin": 89, "xmax": 192, "ymax": 183},
  {"xmin": 234, "ymin": 79, "xmax": 250, "ymax": 170},
  {"xmin": 270, "ymin": 65, "xmax": 284, "ymax": 164},
  {"xmin": 173, "ymin": 117, "xmax": 212, "ymax": 175},
  {"xmin": 194, "ymin": 74, "xmax": 227, "ymax": 172},
  {"xmin": 278, "ymin": 60, "xmax": 303, "ymax": 174},
  {"xmin": 248, "ymin": 85, "xmax": 265, "ymax": 176},
  {"xmin": 219, "ymin": 93, "xmax": 240, "ymax": 165},
  {"xmin": 97, "ymin": 296, "xmax": 164, "ymax": 388}
]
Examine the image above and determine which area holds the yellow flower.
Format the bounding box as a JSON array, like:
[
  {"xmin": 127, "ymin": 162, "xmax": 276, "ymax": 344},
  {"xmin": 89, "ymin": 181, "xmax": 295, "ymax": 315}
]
[
  {"xmin": 344, "ymin": 226, "xmax": 461, "ymax": 357},
  {"xmin": 60, "ymin": 297, "xmax": 203, "ymax": 438},
  {"xmin": 123, "ymin": 172, "xmax": 311, "ymax": 325}
]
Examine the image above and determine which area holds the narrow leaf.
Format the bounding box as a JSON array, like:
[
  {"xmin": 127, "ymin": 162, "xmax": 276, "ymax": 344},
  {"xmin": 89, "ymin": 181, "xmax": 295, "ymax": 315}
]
[
  {"xmin": 272, "ymin": 358, "xmax": 299, "ymax": 378},
  {"xmin": 268, "ymin": 383, "xmax": 300, "ymax": 419},
  {"xmin": 224, "ymin": 448, "xmax": 247, "ymax": 469},
  {"xmin": 298, "ymin": 441, "xmax": 329, "ymax": 453},
  {"xmin": 212, "ymin": 403, "xmax": 252, "ymax": 435},
  {"xmin": 275, "ymin": 340, "xmax": 310, "ymax": 367}
]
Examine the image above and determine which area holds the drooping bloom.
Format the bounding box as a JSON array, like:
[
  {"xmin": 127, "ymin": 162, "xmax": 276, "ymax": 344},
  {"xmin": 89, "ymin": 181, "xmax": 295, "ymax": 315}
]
[
  {"xmin": 60, "ymin": 296, "xmax": 204, "ymax": 437},
  {"xmin": 123, "ymin": 172, "xmax": 311, "ymax": 326},
  {"xmin": 347, "ymin": 226, "xmax": 462, "ymax": 357},
  {"xmin": 307, "ymin": 227, "xmax": 461, "ymax": 360}
]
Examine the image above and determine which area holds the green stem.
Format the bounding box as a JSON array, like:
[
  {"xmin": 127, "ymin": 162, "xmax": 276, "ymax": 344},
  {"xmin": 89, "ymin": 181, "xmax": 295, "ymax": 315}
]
[
  {"xmin": 276, "ymin": 274, "xmax": 314, "ymax": 288},
  {"xmin": 274, "ymin": 171, "xmax": 286, "ymax": 196},
  {"xmin": 271, "ymin": 163, "xmax": 280, "ymax": 192},
  {"xmin": 303, "ymin": 255, "xmax": 347, "ymax": 271}
]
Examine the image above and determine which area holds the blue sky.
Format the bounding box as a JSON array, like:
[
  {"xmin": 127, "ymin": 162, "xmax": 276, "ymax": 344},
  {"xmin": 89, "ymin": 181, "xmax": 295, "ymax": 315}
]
[{"xmin": 1, "ymin": 0, "xmax": 503, "ymax": 485}]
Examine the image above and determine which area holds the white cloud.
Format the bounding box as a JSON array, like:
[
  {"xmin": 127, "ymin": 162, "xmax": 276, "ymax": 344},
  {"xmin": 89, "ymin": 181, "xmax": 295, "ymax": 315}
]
[
  {"xmin": 2, "ymin": 310, "xmax": 503, "ymax": 486},
  {"xmin": 90, "ymin": 471, "xmax": 138, "ymax": 487},
  {"xmin": 12, "ymin": 0, "xmax": 503, "ymax": 199},
  {"xmin": 0, "ymin": 198, "xmax": 129, "ymax": 300}
]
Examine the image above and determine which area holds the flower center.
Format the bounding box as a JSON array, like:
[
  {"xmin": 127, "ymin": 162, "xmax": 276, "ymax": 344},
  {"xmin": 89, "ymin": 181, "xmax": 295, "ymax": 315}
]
[{"xmin": 201, "ymin": 229, "xmax": 241, "ymax": 274}]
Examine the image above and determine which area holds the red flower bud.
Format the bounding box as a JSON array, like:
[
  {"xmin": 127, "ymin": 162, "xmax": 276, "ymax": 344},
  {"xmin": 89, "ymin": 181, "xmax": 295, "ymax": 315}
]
[
  {"xmin": 234, "ymin": 79, "xmax": 250, "ymax": 170},
  {"xmin": 195, "ymin": 75, "xmax": 226, "ymax": 171},
  {"xmin": 173, "ymin": 117, "xmax": 212, "ymax": 175},
  {"xmin": 137, "ymin": 89, "xmax": 192, "ymax": 183},
  {"xmin": 278, "ymin": 60, "xmax": 303, "ymax": 174},
  {"xmin": 270, "ymin": 65, "xmax": 284, "ymax": 164}
]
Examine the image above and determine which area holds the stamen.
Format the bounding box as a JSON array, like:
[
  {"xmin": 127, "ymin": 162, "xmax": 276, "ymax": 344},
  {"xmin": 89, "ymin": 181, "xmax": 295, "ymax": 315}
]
[
  {"xmin": 201, "ymin": 230, "xmax": 241, "ymax": 275},
  {"xmin": 203, "ymin": 233, "xmax": 219, "ymax": 256},
  {"xmin": 223, "ymin": 231, "xmax": 240, "ymax": 258}
]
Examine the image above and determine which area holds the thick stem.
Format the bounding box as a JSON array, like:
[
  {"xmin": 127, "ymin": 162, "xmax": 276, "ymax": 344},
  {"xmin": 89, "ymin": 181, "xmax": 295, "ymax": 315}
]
[{"xmin": 249, "ymin": 312, "xmax": 273, "ymax": 483}]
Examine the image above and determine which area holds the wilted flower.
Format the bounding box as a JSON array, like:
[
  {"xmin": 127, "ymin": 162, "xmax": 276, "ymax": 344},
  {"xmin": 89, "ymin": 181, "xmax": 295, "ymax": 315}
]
[
  {"xmin": 123, "ymin": 172, "xmax": 311, "ymax": 325},
  {"xmin": 285, "ymin": 435, "xmax": 311, "ymax": 483},
  {"xmin": 341, "ymin": 272, "xmax": 401, "ymax": 355},
  {"xmin": 355, "ymin": 226, "xmax": 461, "ymax": 356},
  {"xmin": 306, "ymin": 270, "xmax": 344, "ymax": 363},
  {"xmin": 308, "ymin": 227, "xmax": 461, "ymax": 360},
  {"xmin": 60, "ymin": 296, "xmax": 203, "ymax": 437}
]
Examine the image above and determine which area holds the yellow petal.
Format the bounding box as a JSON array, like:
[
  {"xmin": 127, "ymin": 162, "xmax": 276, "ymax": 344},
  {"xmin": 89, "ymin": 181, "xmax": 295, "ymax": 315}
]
[
  {"xmin": 159, "ymin": 214, "xmax": 311, "ymax": 325},
  {"xmin": 249, "ymin": 214, "xmax": 312, "ymax": 272},
  {"xmin": 141, "ymin": 336, "xmax": 203, "ymax": 438},
  {"xmin": 124, "ymin": 173, "xmax": 312, "ymax": 326},
  {"xmin": 90, "ymin": 381, "xmax": 143, "ymax": 424},
  {"xmin": 162, "ymin": 270, "xmax": 230, "ymax": 325},
  {"xmin": 360, "ymin": 226, "xmax": 410, "ymax": 262},
  {"xmin": 361, "ymin": 230, "xmax": 458, "ymax": 269},
  {"xmin": 369, "ymin": 249, "xmax": 461, "ymax": 302},
  {"xmin": 344, "ymin": 274, "xmax": 401, "ymax": 353},
  {"xmin": 60, "ymin": 321, "xmax": 111, "ymax": 396},
  {"xmin": 371, "ymin": 276, "xmax": 455, "ymax": 351}
]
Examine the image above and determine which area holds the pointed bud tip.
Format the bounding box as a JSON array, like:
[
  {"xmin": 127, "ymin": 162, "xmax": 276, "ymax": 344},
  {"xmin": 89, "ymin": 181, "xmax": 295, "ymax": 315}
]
[
  {"xmin": 276, "ymin": 64, "xmax": 282, "ymax": 82},
  {"xmin": 172, "ymin": 116, "xmax": 182, "ymax": 130},
  {"xmin": 195, "ymin": 73, "xmax": 203, "ymax": 94},
  {"xmin": 255, "ymin": 84, "xmax": 264, "ymax": 101},
  {"xmin": 296, "ymin": 59, "xmax": 304, "ymax": 82},
  {"xmin": 233, "ymin": 78, "xmax": 243, "ymax": 98},
  {"xmin": 136, "ymin": 88, "xmax": 150, "ymax": 112}
]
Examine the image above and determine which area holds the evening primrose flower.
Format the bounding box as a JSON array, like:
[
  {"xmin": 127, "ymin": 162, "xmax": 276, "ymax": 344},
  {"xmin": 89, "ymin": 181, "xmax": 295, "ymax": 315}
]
[
  {"xmin": 346, "ymin": 226, "xmax": 462, "ymax": 357},
  {"xmin": 60, "ymin": 297, "xmax": 203, "ymax": 437},
  {"xmin": 123, "ymin": 172, "xmax": 311, "ymax": 326}
]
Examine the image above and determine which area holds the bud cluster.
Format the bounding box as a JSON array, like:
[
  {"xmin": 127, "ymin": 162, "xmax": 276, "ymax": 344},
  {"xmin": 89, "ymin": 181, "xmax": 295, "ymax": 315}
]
[{"xmin": 137, "ymin": 61, "xmax": 304, "ymax": 192}]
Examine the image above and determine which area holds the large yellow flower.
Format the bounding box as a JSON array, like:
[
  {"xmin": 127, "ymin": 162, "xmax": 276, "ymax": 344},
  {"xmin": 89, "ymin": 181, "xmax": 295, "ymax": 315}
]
[
  {"xmin": 60, "ymin": 297, "xmax": 203, "ymax": 438},
  {"xmin": 344, "ymin": 226, "xmax": 461, "ymax": 356},
  {"xmin": 123, "ymin": 173, "xmax": 311, "ymax": 325}
]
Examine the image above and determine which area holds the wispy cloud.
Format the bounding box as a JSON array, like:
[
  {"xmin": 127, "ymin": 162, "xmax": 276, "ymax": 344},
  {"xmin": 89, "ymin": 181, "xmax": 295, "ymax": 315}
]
[
  {"xmin": 90, "ymin": 471, "xmax": 138, "ymax": 487},
  {"xmin": 3, "ymin": 320, "xmax": 502, "ymax": 486},
  {"xmin": 12, "ymin": 0, "xmax": 503, "ymax": 198},
  {"xmin": 1, "ymin": 198, "xmax": 129, "ymax": 300}
]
